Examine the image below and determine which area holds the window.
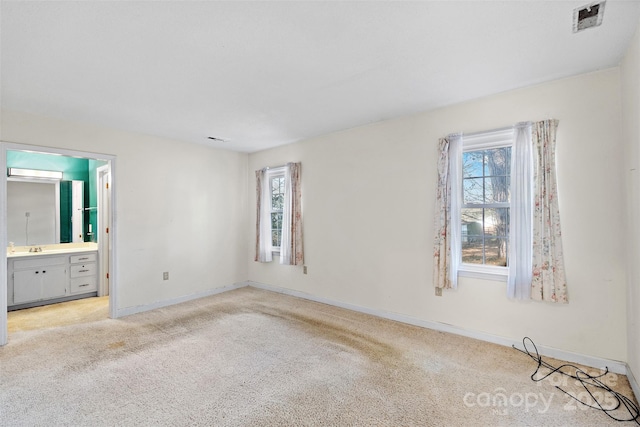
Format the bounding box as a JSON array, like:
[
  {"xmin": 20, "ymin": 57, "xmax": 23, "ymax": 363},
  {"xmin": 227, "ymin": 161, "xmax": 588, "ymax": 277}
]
[
  {"xmin": 269, "ymin": 173, "xmax": 285, "ymax": 251},
  {"xmin": 256, "ymin": 162, "xmax": 303, "ymax": 265},
  {"xmin": 458, "ymin": 129, "xmax": 514, "ymax": 278},
  {"xmin": 462, "ymin": 147, "xmax": 511, "ymax": 266}
]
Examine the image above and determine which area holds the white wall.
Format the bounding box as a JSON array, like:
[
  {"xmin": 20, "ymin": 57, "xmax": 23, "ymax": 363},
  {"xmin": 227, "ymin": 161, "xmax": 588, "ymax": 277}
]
[
  {"xmin": 248, "ymin": 68, "xmax": 627, "ymax": 362},
  {"xmin": 622, "ymin": 20, "xmax": 640, "ymax": 381},
  {"xmin": 1, "ymin": 110, "xmax": 249, "ymax": 311}
]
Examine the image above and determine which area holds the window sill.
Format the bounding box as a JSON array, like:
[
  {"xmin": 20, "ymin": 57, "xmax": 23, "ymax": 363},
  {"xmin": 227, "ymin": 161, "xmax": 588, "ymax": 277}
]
[{"xmin": 458, "ymin": 264, "xmax": 508, "ymax": 282}]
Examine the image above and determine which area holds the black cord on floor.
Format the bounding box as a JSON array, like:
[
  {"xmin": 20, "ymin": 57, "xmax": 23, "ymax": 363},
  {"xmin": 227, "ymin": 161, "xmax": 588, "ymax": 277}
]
[{"xmin": 513, "ymin": 337, "xmax": 640, "ymax": 425}]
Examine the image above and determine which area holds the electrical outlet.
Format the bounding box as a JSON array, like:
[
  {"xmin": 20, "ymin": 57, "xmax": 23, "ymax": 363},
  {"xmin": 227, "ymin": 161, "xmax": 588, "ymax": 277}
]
[
  {"xmin": 163, "ymin": 272, "xmax": 169, "ymax": 280},
  {"xmin": 435, "ymin": 287, "xmax": 442, "ymax": 297},
  {"xmin": 303, "ymin": 266, "xmax": 308, "ymax": 274}
]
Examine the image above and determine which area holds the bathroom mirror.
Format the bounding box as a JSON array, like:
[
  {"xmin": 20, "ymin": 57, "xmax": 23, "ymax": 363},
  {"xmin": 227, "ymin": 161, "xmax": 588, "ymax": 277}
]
[{"xmin": 7, "ymin": 178, "xmax": 84, "ymax": 245}]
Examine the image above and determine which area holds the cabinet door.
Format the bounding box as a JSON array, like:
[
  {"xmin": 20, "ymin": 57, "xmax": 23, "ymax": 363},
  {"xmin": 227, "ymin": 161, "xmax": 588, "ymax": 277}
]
[
  {"xmin": 13, "ymin": 270, "xmax": 41, "ymax": 304},
  {"xmin": 41, "ymin": 266, "xmax": 68, "ymax": 300},
  {"xmin": 13, "ymin": 266, "xmax": 67, "ymax": 304}
]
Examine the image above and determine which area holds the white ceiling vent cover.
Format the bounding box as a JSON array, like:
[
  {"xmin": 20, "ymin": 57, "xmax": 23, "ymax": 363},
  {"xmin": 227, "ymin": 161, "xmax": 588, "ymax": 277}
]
[{"xmin": 573, "ymin": 1, "xmax": 606, "ymax": 33}]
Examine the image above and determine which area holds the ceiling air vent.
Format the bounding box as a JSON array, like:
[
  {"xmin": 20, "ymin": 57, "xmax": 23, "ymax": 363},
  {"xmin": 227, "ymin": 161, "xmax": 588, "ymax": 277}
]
[{"xmin": 573, "ymin": 1, "xmax": 606, "ymax": 33}]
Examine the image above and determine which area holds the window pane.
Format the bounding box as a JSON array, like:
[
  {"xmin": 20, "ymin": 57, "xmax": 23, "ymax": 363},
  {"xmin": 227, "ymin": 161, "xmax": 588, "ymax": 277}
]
[
  {"xmin": 462, "ymin": 208, "xmax": 483, "ymax": 237},
  {"xmin": 272, "ymin": 194, "xmax": 284, "ymax": 210},
  {"xmin": 463, "ymin": 178, "xmax": 484, "ymax": 204},
  {"xmin": 485, "ymin": 238, "xmax": 508, "ymax": 266},
  {"xmin": 271, "ymin": 230, "xmax": 281, "ymax": 248},
  {"xmin": 271, "ymin": 212, "xmax": 282, "ymax": 230},
  {"xmin": 463, "ymin": 151, "xmax": 484, "ymax": 178},
  {"xmin": 484, "ymin": 208, "xmax": 509, "ymax": 237},
  {"xmin": 485, "ymin": 176, "xmax": 510, "ymax": 203},
  {"xmin": 271, "ymin": 211, "xmax": 282, "ymax": 247},
  {"xmin": 484, "ymin": 147, "xmax": 511, "ymax": 176},
  {"xmin": 271, "ymin": 177, "xmax": 285, "ymax": 211},
  {"xmin": 462, "ymin": 240, "xmax": 483, "ymax": 264}
]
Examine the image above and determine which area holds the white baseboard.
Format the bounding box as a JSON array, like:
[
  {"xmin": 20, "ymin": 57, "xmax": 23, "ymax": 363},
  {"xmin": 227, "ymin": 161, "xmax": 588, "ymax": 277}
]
[
  {"xmin": 116, "ymin": 282, "xmax": 246, "ymax": 318},
  {"xmin": 112, "ymin": 279, "xmax": 634, "ymax": 394},
  {"xmin": 627, "ymin": 365, "xmax": 640, "ymax": 404},
  {"xmin": 245, "ymin": 280, "xmax": 629, "ymax": 375}
]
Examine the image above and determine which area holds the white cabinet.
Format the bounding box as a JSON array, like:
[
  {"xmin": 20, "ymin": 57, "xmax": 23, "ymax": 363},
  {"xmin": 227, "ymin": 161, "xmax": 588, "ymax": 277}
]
[
  {"xmin": 13, "ymin": 264, "xmax": 68, "ymax": 304},
  {"xmin": 8, "ymin": 251, "xmax": 98, "ymax": 309},
  {"xmin": 69, "ymin": 253, "xmax": 97, "ymax": 295}
]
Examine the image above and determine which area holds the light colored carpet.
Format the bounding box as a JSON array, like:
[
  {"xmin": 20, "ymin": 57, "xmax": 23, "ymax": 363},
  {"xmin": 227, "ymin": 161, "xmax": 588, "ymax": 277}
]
[
  {"xmin": 0, "ymin": 287, "xmax": 636, "ymax": 426},
  {"xmin": 8, "ymin": 296, "xmax": 109, "ymax": 333}
]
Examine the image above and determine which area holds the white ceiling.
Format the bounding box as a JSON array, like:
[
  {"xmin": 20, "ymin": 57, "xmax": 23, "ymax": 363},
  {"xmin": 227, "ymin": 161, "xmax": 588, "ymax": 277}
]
[{"xmin": 2, "ymin": 1, "xmax": 640, "ymax": 153}]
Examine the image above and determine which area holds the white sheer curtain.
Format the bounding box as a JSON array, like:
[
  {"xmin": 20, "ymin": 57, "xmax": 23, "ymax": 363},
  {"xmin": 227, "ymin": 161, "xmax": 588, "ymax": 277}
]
[
  {"xmin": 280, "ymin": 162, "xmax": 303, "ymax": 265},
  {"xmin": 255, "ymin": 168, "xmax": 273, "ymax": 263},
  {"xmin": 448, "ymin": 134, "xmax": 463, "ymax": 289},
  {"xmin": 508, "ymin": 122, "xmax": 533, "ymax": 299}
]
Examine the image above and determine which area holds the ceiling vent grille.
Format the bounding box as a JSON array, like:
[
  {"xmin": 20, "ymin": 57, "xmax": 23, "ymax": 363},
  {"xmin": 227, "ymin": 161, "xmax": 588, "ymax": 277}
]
[{"xmin": 573, "ymin": 1, "xmax": 606, "ymax": 33}]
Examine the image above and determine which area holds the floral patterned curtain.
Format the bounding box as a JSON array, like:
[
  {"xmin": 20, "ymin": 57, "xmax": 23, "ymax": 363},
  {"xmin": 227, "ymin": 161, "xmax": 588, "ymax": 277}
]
[
  {"xmin": 281, "ymin": 162, "xmax": 303, "ymax": 265},
  {"xmin": 433, "ymin": 136, "xmax": 462, "ymax": 289},
  {"xmin": 531, "ymin": 119, "xmax": 568, "ymax": 303}
]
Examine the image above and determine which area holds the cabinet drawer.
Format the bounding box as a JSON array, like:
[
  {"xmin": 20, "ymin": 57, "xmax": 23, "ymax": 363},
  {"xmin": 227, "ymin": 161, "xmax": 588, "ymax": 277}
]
[
  {"xmin": 70, "ymin": 253, "xmax": 97, "ymax": 264},
  {"xmin": 70, "ymin": 263, "xmax": 96, "ymax": 278},
  {"xmin": 70, "ymin": 277, "xmax": 97, "ymax": 294},
  {"xmin": 13, "ymin": 256, "xmax": 66, "ymax": 270}
]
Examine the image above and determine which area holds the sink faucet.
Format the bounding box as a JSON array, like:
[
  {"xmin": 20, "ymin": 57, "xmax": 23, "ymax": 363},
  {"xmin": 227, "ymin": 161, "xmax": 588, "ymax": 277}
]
[{"xmin": 29, "ymin": 246, "xmax": 43, "ymax": 253}]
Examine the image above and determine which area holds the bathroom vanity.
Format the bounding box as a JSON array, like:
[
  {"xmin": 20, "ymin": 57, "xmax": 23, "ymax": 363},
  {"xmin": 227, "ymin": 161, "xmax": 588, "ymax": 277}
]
[{"xmin": 7, "ymin": 244, "xmax": 99, "ymax": 311}]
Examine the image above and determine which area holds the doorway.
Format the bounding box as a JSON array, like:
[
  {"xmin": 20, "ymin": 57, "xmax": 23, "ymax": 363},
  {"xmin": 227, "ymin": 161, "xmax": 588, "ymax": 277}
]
[{"xmin": 0, "ymin": 142, "xmax": 117, "ymax": 345}]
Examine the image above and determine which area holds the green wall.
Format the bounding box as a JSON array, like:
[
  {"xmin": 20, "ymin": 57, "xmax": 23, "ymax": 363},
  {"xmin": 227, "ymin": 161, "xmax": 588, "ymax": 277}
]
[{"xmin": 7, "ymin": 150, "xmax": 97, "ymax": 243}]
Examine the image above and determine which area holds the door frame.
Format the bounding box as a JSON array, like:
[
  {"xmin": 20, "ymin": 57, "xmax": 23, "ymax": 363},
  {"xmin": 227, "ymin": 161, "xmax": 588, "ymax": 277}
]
[
  {"xmin": 96, "ymin": 164, "xmax": 111, "ymax": 297},
  {"xmin": 0, "ymin": 142, "xmax": 118, "ymax": 345}
]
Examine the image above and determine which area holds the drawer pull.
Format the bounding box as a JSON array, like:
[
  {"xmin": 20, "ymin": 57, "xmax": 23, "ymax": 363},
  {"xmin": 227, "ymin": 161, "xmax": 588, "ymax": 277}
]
[
  {"xmin": 79, "ymin": 283, "xmax": 89, "ymax": 287},
  {"xmin": 79, "ymin": 269, "xmax": 89, "ymax": 273},
  {"xmin": 78, "ymin": 257, "xmax": 89, "ymax": 261}
]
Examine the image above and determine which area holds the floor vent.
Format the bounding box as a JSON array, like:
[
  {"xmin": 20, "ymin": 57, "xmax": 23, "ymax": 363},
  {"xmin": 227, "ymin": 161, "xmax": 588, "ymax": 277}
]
[{"xmin": 573, "ymin": 1, "xmax": 606, "ymax": 33}]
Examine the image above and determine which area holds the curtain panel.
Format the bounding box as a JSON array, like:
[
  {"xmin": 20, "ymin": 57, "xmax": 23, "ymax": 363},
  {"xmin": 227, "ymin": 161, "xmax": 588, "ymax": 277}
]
[
  {"xmin": 281, "ymin": 162, "xmax": 304, "ymax": 265},
  {"xmin": 433, "ymin": 135, "xmax": 462, "ymax": 290},
  {"xmin": 255, "ymin": 168, "xmax": 273, "ymax": 263},
  {"xmin": 531, "ymin": 119, "xmax": 568, "ymax": 303},
  {"xmin": 507, "ymin": 122, "xmax": 534, "ymax": 299}
]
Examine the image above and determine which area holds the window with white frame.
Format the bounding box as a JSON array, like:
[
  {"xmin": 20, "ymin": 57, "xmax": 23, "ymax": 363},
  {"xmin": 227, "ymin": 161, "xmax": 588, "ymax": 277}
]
[
  {"xmin": 269, "ymin": 171, "xmax": 285, "ymax": 251},
  {"xmin": 459, "ymin": 129, "xmax": 514, "ymax": 276}
]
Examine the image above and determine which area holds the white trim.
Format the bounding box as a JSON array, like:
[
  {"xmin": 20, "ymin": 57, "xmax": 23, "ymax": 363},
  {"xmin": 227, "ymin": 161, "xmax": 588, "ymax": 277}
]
[
  {"xmin": 458, "ymin": 264, "xmax": 508, "ymax": 282},
  {"xmin": 0, "ymin": 141, "xmax": 117, "ymax": 345},
  {"xmin": 462, "ymin": 128, "xmax": 515, "ymax": 150},
  {"xmin": 0, "ymin": 146, "xmax": 7, "ymax": 346},
  {"xmin": 108, "ymin": 159, "xmax": 118, "ymax": 320},
  {"xmin": 116, "ymin": 282, "xmax": 247, "ymax": 317},
  {"xmin": 244, "ymin": 280, "xmax": 628, "ymax": 375}
]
